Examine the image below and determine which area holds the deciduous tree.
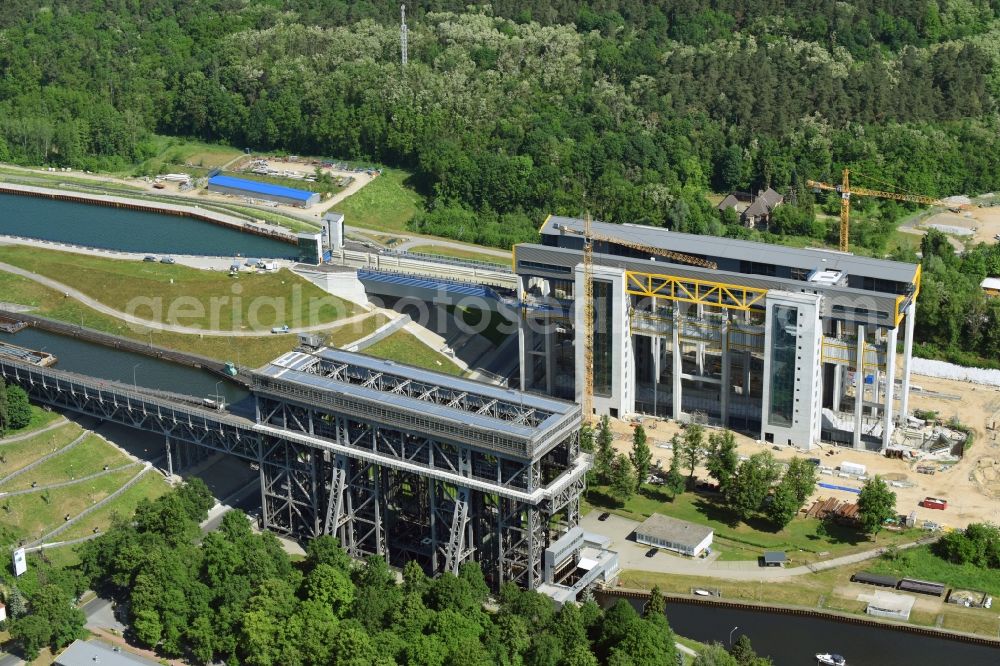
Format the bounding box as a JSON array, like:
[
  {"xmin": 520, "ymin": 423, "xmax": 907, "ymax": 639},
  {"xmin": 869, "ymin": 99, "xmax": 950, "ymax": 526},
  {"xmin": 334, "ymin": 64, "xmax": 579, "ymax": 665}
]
[
  {"xmin": 609, "ymin": 454, "xmax": 638, "ymax": 504},
  {"xmin": 857, "ymin": 476, "xmax": 897, "ymax": 541},
  {"xmin": 595, "ymin": 416, "xmax": 615, "ymax": 483},
  {"xmin": 726, "ymin": 452, "xmax": 781, "ymax": 521},
  {"xmin": 630, "ymin": 424, "xmax": 653, "ymax": 490},
  {"xmin": 705, "ymin": 430, "xmax": 739, "ymax": 492}
]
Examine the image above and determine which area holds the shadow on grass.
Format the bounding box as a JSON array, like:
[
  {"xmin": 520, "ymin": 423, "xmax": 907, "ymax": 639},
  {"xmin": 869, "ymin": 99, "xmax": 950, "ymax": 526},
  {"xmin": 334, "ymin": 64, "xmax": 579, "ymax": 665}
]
[{"xmin": 585, "ymin": 489, "xmax": 625, "ymax": 509}]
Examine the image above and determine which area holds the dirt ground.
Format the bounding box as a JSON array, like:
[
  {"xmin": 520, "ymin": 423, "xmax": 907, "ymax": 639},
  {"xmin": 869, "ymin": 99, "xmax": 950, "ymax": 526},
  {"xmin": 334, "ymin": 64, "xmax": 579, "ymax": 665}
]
[
  {"xmin": 604, "ymin": 370, "xmax": 1000, "ymax": 531},
  {"xmin": 921, "ymin": 204, "xmax": 1000, "ymax": 246}
]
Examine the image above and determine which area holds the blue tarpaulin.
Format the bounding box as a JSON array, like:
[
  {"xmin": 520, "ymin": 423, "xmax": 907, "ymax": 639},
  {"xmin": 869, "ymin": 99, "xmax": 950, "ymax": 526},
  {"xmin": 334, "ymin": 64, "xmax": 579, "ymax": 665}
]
[
  {"xmin": 208, "ymin": 175, "xmax": 315, "ymax": 202},
  {"xmin": 818, "ymin": 482, "xmax": 861, "ymax": 494}
]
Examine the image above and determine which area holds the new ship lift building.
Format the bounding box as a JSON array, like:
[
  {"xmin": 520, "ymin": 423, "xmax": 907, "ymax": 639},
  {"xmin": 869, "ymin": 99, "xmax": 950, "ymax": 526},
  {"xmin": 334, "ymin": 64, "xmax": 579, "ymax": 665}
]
[
  {"xmin": 514, "ymin": 216, "xmax": 922, "ymax": 451},
  {"xmin": 207, "ymin": 175, "xmax": 320, "ymax": 208}
]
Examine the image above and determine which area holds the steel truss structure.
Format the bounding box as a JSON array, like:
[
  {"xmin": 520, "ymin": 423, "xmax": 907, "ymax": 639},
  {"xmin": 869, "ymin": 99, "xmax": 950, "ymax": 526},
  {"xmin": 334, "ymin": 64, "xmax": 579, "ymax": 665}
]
[{"xmin": 0, "ymin": 348, "xmax": 587, "ymax": 591}]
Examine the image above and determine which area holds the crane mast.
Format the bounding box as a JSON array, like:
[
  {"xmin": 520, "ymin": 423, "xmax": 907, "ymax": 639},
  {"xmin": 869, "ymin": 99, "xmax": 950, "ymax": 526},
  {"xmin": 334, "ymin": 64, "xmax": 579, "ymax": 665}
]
[
  {"xmin": 581, "ymin": 214, "xmax": 595, "ymax": 421},
  {"xmin": 561, "ymin": 217, "xmax": 717, "ymax": 423},
  {"xmin": 807, "ymin": 169, "xmax": 968, "ymax": 252}
]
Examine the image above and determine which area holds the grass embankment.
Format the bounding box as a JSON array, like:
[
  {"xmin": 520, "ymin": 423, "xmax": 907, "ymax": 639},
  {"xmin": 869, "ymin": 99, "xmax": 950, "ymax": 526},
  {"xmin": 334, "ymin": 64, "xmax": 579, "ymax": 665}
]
[
  {"xmin": 0, "ymin": 266, "xmax": 302, "ymax": 367},
  {"xmin": 620, "ymin": 567, "xmax": 847, "ymax": 609},
  {"xmin": 57, "ymin": 471, "xmax": 169, "ymax": 542},
  {"xmin": 584, "ymin": 487, "xmax": 914, "ymax": 564},
  {"xmin": 620, "ymin": 564, "xmax": 1000, "ymax": 639},
  {"xmin": 325, "ymin": 313, "xmax": 390, "ymax": 348},
  {"xmin": 133, "ymin": 136, "xmax": 244, "ymax": 172},
  {"xmin": 1, "ymin": 467, "xmax": 140, "ymax": 544},
  {"xmin": 0, "ymin": 165, "xmax": 146, "ymax": 192},
  {"xmin": 0, "ymin": 405, "xmax": 62, "ymax": 438},
  {"xmin": 0, "ymin": 246, "xmax": 360, "ymax": 330},
  {"xmin": 0, "ymin": 422, "xmax": 82, "ymax": 479},
  {"xmin": 407, "ymin": 244, "xmax": 510, "ymax": 265},
  {"xmin": 363, "ymin": 330, "xmax": 464, "ymax": 376},
  {"xmin": 337, "ymin": 168, "xmax": 424, "ymax": 233},
  {"xmin": 0, "ymin": 435, "xmax": 133, "ymax": 492}
]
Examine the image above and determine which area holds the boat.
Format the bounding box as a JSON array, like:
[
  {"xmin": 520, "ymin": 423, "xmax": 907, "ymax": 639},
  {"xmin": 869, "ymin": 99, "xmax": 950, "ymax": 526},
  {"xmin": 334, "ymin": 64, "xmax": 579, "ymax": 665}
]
[
  {"xmin": 692, "ymin": 589, "xmax": 711, "ymax": 597},
  {"xmin": 816, "ymin": 654, "xmax": 846, "ymax": 666}
]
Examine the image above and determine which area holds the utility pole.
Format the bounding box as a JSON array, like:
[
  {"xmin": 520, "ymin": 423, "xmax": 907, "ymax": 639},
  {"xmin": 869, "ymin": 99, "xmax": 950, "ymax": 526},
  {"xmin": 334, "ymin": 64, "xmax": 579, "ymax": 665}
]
[{"xmin": 400, "ymin": 4, "xmax": 409, "ymax": 66}]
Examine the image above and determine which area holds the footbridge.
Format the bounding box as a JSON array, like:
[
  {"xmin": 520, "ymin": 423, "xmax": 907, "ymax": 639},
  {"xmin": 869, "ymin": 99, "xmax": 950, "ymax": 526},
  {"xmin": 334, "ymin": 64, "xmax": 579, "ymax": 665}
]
[{"xmin": 0, "ymin": 348, "xmax": 609, "ymax": 593}]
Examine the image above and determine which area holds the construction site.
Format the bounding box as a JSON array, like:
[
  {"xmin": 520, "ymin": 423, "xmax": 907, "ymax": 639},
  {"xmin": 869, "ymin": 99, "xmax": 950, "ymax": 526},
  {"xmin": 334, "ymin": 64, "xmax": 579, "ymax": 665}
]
[{"xmin": 516, "ymin": 214, "xmax": 922, "ymax": 451}]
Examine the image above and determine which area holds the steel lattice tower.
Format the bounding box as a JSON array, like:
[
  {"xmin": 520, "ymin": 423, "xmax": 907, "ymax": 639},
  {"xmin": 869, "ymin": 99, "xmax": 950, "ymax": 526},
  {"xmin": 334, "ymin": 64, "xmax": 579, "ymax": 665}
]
[{"xmin": 400, "ymin": 4, "xmax": 408, "ymax": 66}]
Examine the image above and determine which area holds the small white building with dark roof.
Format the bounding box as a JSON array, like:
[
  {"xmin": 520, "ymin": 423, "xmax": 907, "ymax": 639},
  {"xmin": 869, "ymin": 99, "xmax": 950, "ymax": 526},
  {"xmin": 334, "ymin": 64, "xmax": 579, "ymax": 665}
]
[{"xmin": 634, "ymin": 513, "xmax": 713, "ymax": 557}]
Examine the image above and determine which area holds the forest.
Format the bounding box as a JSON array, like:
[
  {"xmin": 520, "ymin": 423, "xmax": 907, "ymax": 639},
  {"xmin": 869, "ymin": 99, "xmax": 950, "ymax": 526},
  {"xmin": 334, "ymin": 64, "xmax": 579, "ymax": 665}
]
[
  {"xmin": 0, "ymin": 480, "xmax": 770, "ymax": 665},
  {"xmin": 1, "ymin": 1, "xmax": 1000, "ymax": 361},
  {"xmin": 0, "ymin": 1, "xmax": 998, "ymax": 248}
]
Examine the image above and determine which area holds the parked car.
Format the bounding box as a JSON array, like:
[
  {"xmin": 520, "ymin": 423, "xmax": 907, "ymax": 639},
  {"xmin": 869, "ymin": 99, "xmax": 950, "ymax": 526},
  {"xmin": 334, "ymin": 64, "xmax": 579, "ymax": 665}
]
[
  {"xmin": 143, "ymin": 255, "xmax": 157, "ymax": 262},
  {"xmin": 159, "ymin": 256, "xmax": 175, "ymax": 264},
  {"xmin": 598, "ymin": 512, "xmax": 611, "ymax": 522},
  {"xmin": 645, "ymin": 548, "xmax": 658, "ymax": 558}
]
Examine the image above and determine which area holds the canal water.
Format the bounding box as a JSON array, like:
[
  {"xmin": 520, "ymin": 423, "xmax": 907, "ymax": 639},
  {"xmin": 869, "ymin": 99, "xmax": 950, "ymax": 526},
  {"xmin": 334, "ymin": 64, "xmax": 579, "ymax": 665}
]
[
  {"xmin": 0, "ymin": 192, "xmax": 293, "ymax": 257},
  {"xmin": 0, "ymin": 327, "xmax": 249, "ymax": 405},
  {"xmin": 611, "ymin": 596, "xmax": 1000, "ymax": 666}
]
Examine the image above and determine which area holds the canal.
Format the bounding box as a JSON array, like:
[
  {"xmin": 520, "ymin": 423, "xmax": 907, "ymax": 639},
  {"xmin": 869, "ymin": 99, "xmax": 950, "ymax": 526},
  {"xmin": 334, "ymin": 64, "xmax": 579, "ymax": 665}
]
[
  {"xmin": 0, "ymin": 327, "xmax": 249, "ymax": 406},
  {"xmin": 0, "ymin": 192, "xmax": 294, "ymax": 257},
  {"xmin": 609, "ymin": 595, "xmax": 1000, "ymax": 666}
]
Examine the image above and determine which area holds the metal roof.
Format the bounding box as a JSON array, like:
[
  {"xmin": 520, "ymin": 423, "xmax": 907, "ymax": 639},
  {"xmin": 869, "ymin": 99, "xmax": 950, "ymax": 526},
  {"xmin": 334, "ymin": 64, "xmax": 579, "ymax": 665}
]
[
  {"xmin": 635, "ymin": 513, "xmax": 713, "ymax": 546},
  {"xmin": 255, "ymin": 347, "xmax": 579, "ymax": 458},
  {"xmin": 763, "ymin": 551, "xmax": 788, "ymax": 563},
  {"xmin": 208, "ymin": 175, "xmax": 316, "ymax": 202},
  {"xmin": 540, "ymin": 215, "xmax": 918, "ymax": 285},
  {"xmin": 56, "ymin": 639, "xmax": 161, "ymax": 666}
]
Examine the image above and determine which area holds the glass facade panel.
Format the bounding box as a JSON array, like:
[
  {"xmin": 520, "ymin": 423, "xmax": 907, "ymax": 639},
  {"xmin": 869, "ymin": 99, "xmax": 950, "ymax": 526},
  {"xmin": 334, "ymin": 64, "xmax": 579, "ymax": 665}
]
[
  {"xmin": 593, "ymin": 280, "xmax": 614, "ymax": 397},
  {"xmin": 767, "ymin": 304, "xmax": 797, "ymax": 427}
]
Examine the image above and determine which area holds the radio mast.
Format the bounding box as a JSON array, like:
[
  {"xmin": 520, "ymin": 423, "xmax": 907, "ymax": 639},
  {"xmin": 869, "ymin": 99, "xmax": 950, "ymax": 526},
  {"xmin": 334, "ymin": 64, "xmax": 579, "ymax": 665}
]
[{"xmin": 400, "ymin": 4, "xmax": 409, "ymax": 66}]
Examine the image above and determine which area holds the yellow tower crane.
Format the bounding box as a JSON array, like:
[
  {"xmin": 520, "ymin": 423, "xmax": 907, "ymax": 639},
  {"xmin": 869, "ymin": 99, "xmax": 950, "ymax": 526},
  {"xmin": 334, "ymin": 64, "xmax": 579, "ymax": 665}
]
[
  {"xmin": 807, "ymin": 169, "xmax": 970, "ymax": 252},
  {"xmin": 556, "ymin": 218, "xmax": 717, "ymax": 421}
]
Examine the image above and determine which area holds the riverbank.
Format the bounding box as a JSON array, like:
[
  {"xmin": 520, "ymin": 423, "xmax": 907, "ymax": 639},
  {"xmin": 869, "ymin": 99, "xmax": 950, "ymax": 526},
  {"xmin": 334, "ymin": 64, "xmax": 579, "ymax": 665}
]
[{"xmin": 599, "ymin": 587, "xmax": 1000, "ymax": 666}]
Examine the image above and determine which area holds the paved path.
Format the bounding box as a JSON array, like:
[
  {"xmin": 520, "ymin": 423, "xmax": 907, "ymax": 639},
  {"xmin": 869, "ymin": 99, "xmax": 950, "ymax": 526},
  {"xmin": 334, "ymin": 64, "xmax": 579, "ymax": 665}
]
[
  {"xmin": 0, "ymin": 418, "xmax": 67, "ymax": 445},
  {"xmin": 0, "ymin": 260, "xmax": 371, "ymax": 337}
]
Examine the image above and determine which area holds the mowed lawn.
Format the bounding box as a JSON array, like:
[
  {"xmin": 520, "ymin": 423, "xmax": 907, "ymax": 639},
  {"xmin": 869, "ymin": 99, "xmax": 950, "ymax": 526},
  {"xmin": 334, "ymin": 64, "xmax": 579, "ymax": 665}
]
[
  {"xmin": 584, "ymin": 486, "xmax": 915, "ymax": 563},
  {"xmin": 325, "ymin": 313, "xmax": 390, "ymax": 348},
  {"xmin": 1, "ymin": 467, "xmax": 140, "ymax": 544},
  {"xmin": 0, "ymin": 422, "xmax": 82, "ymax": 479},
  {"xmin": 0, "ymin": 434, "xmax": 133, "ymax": 492},
  {"xmin": 135, "ymin": 136, "xmax": 244, "ymax": 172},
  {"xmin": 1, "ymin": 405, "xmax": 63, "ymax": 437},
  {"xmin": 0, "ymin": 266, "xmax": 303, "ymax": 367},
  {"xmin": 407, "ymin": 244, "xmax": 510, "ymax": 265},
  {"xmin": 0, "ymin": 245, "xmax": 361, "ymax": 331},
  {"xmin": 363, "ymin": 330, "xmax": 464, "ymax": 376},
  {"xmin": 58, "ymin": 471, "xmax": 169, "ymax": 541},
  {"xmin": 337, "ymin": 168, "xmax": 424, "ymax": 233}
]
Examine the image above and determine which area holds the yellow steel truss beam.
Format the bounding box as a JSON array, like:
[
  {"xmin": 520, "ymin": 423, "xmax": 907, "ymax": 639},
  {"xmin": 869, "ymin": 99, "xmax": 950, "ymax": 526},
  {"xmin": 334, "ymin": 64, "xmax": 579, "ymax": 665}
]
[{"xmin": 625, "ymin": 270, "xmax": 768, "ymax": 311}]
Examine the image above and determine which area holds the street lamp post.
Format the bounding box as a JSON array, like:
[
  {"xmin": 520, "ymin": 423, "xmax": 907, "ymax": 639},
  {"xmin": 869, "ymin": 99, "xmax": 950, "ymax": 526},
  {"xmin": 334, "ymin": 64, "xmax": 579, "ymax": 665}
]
[
  {"xmin": 215, "ymin": 381, "xmax": 223, "ymax": 410},
  {"xmin": 729, "ymin": 626, "xmax": 739, "ymax": 648},
  {"xmin": 132, "ymin": 363, "xmax": 141, "ymax": 390}
]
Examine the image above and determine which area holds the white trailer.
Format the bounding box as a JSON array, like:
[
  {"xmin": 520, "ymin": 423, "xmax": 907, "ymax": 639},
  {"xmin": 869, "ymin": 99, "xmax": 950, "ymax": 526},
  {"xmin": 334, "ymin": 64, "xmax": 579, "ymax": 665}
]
[{"xmin": 839, "ymin": 461, "xmax": 867, "ymax": 476}]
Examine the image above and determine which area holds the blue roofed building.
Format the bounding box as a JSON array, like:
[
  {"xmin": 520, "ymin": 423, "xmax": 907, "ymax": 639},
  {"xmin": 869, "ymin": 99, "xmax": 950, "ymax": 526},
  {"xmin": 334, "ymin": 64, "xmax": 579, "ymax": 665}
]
[{"xmin": 207, "ymin": 174, "xmax": 320, "ymax": 208}]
